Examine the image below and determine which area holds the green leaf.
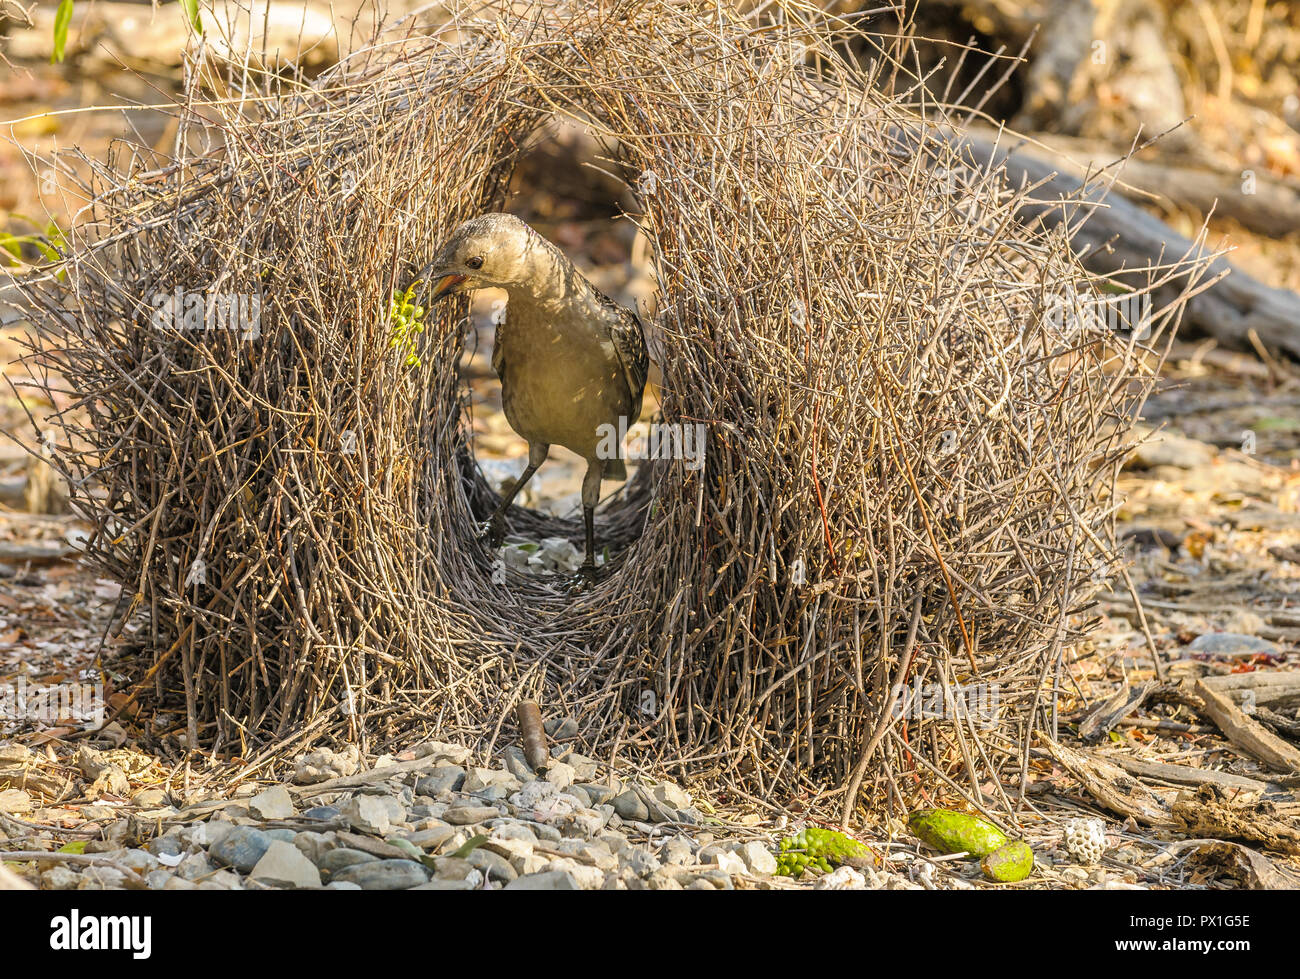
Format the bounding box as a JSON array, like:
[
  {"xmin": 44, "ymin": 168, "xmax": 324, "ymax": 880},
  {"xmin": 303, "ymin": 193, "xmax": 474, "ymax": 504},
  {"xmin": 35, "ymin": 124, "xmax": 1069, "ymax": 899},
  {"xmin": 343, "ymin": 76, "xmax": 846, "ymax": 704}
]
[
  {"xmin": 45, "ymin": 220, "xmax": 68, "ymax": 250},
  {"xmin": 447, "ymin": 834, "xmax": 488, "ymax": 859},
  {"xmin": 179, "ymin": 0, "xmax": 202, "ymax": 34},
  {"xmin": 32, "ymin": 241, "xmax": 61, "ymax": 264},
  {"xmin": 57, "ymin": 840, "xmax": 88, "ymax": 854},
  {"xmin": 51, "ymin": 0, "xmax": 75, "ymax": 64},
  {"xmin": 0, "ymin": 233, "xmax": 20, "ymax": 262}
]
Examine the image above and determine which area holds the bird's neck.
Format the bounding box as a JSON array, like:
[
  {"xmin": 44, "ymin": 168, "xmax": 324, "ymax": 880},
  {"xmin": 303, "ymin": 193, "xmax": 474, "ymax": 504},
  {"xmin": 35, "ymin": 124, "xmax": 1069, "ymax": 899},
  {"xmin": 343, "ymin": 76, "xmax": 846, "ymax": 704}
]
[{"xmin": 505, "ymin": 241, "xmax": 600, "ymax": 314}]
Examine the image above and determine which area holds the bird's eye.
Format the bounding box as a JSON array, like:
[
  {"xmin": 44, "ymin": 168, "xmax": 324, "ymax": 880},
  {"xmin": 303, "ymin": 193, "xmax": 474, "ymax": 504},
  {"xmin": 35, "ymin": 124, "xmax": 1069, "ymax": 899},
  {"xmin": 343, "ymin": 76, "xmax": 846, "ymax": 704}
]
[{"xmin": 466, "ymin": 256, "xmax": 484, "ymax": 270}]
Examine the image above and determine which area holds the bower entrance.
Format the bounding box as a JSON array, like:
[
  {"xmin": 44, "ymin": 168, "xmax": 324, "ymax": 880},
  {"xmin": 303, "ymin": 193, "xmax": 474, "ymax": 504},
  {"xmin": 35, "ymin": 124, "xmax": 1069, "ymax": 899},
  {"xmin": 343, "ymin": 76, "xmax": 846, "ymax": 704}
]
[
  {"xmin": 17, "ymin": 2, "xmax": 1199, "ymax": 823},
  {"xmin": 456, "ymin": 119, "xmax": 659, "ymax": 585}
]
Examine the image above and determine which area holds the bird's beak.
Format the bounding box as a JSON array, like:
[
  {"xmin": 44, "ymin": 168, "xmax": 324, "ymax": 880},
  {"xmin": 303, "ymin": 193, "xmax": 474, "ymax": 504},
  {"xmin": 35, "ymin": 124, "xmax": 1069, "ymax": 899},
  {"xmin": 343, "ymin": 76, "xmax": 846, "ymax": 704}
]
[{"xmin": 430, "ymin": 273, "xmax": 467, "ymax": 301}]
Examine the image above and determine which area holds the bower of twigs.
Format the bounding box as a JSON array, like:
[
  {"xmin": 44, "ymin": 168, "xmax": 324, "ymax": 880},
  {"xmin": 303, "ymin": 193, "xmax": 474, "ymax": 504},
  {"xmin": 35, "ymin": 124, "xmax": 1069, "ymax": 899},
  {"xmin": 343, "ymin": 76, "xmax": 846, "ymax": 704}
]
[{"xmin": 15, "ymin": 0, "xmax": 1206, "ymax": 822}]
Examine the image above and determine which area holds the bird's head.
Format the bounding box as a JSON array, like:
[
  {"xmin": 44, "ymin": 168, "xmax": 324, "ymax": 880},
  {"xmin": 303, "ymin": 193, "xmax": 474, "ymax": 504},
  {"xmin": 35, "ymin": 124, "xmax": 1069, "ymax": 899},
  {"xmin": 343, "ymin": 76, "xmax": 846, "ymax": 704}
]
[{"xmin": 418, "ymin": 212, "xmax": 548, "ymax": 301}]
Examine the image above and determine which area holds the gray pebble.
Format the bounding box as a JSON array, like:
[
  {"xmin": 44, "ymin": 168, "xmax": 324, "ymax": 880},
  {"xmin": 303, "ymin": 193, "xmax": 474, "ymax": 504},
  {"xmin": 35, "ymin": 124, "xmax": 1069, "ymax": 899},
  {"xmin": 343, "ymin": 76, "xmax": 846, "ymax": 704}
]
[
  {"xmin": 563, "ymin": 754, "xmax": 601, "ymax": 781},
  {"xmin": 578, "ymin": 783, "xmax": 615, "ymax": 806},
  {"xmin": 250, "ymin": 839, "xmax": 321, "ymax": 888},
  {"xmin": 443, "ymin": 805, "xmax": 501, "ymax": 825},
  {"xmin": 318, "ymin": 848, "xmax": 378, "ymax": 873},
  {"xmin": 210, "ymin": 826, "xmax": 273, "ymax": 873},
  {"xmin": 543, "ymin": 717, "xmax": 579, "ymax": 740},
  {"xmin": 145, "ymin": 835, "xmax": 184, "ymax": 858},
  {"xmin": 612, "ymin": 790, "xmax": 649, "ymax": 822},
  {"xmin": 119, "ymin": 849, "xmax": 160, "ymax": 874},
  {"xmin": 340, "ymin": 795, "xmax": 391, "ymax": 836},
  {"xmin": 661, "ymin": 836, "xmax": 694, "ymax": 866},
  {"xmin": 505, "ymin": 869, "xmax": 581, "ymax": 890},
  {"xmin": 1188, "ymin": 632, "xmax": 1278, "ymax": 657},
  {"xmin": 131, "ymin": 787, "xmax": 170, "ymax": 808},
  {"xmin": 415, "ymin": 772, "xmax": 463, "ymax": 798},
  {"xmin": 405, "ymin": 825, "xmax": 457, "ymax": 851},
  {"xmin": 652, "ymin": 782, "xmax": 691, "ymax": 809},
  {"xmin": 292, "ymin": 830, "xmax": 338, "ymax": 865},
  {"xmin": 468, "ymin": 848, "xmax": 517, "ymax": 882},
  {"xmin": 145, "ymin": 869, "xmax": 172, "ymax": 890},
  {"xmin": 248, "ymin": 785, "xmax": 295, "ymax": 820},
  {"xmin": 528, "ymin": 822, "xmax": 563, "ymax": 843},
  {"xmin": 330, "ymin": 858, "xmax": 431, "ymax": 890},
  {"xmin": 192, "ymin": 820, "xmax": 235, "ymax": 848},
  {"xmin": 433, "ymin": 857, "xmax": 478, "ymax": 881},
  {"xmin": 622, "ymin": 848, "xmax": 661, "ymax": 877},
  {"xmin": 176, "ymin": 852, "xmax": 215, "ymax": 881},
  {"xmin": 503, "ymin": 746, "xmax": 538, "ymax": 782},
  {"xmin": 41, "ymin": 866, "xmax": 80, "ymax": 890}
]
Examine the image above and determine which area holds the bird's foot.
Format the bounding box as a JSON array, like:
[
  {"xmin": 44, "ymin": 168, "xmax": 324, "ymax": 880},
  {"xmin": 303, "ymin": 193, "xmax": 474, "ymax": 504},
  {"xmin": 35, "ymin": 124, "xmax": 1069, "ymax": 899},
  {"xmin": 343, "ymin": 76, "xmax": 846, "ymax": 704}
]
[
  {"xmin": 566, "ymin": 562, "xmax": 601, "ymax": 593},
  {"xmin": 481, "ymin": 516, "xmax": 506, "ymax": 549}
]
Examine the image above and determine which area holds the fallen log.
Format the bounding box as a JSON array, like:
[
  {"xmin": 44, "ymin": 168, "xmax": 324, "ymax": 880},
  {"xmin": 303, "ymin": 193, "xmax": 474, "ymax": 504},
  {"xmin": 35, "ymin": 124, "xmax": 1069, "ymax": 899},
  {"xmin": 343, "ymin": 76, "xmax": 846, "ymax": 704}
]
[
  {"xmin": 0, "ymin": 541, "xmax": 76, "ymax": 565},
  {"xmin": 1199, "ymin": 672, "xmax": 1300, "ymax": 708},
  {"xmin": 1193, "ymin": 678, "xmax": 1300, "ymax": 774},
  {"xmin": 985, "ymin": 131, "xmax": 1300, "ymax": 240},
  {"xmin": 959, "ymin": 130, "xmax": 1300, "ymax": 360},
  {"xmin": 1040, "ymin": 734, "xmax": 1176, "ymax": 827},
  {"xmin": 1108, "ymin": 756, "xmax": 1273, "ymax": 796}
]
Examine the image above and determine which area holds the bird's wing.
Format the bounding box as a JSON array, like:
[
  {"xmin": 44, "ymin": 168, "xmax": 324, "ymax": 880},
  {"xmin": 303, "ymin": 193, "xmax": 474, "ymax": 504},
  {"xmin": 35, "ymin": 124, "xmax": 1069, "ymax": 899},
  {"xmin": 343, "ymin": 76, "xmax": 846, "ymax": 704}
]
[
  {"xmin": 604, "ymin": 299, "xmax": 649, "ymax": 421},
  {"xmin": 491, "ymin": 321, "xmax": 506, "ymax": 378}
]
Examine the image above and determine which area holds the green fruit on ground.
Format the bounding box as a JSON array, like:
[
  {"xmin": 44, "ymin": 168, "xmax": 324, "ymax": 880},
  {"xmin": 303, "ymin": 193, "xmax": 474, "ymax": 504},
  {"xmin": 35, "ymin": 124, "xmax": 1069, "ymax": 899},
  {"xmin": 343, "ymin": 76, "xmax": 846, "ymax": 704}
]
[
  {"xmin": 908, "ymin": 809, "xmax": 1008, "ymax": 858},
  {"xmin": 980, "ymin": 840, "xmax": 1034, "ymax": 882},
  {"xmin": 774, "ymin": 827, "xmax": 870, "ymax": 878}
]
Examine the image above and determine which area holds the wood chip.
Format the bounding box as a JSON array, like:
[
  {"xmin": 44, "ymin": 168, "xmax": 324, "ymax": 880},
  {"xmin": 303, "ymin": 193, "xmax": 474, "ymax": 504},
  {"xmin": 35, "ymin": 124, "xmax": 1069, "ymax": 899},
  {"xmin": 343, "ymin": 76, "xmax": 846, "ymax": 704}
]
[
  {"xmin": 1079, "ymin": 680, "xmax": 1157, "ymax": 743},
  {"xmin": 1193, "ymin": 679, "xmax": 1300, "ymax": 774},
  {"xmin": 1172, "ymin": 786, "xmax": 1300, "ymax": 855},
  {"xmin": 1171, "ymin": 839, "xmax": 1300, "ymax": 889},
  {"xmin": 1040, "ymin": 734, "xmax": 1175, "ymax": 827}
]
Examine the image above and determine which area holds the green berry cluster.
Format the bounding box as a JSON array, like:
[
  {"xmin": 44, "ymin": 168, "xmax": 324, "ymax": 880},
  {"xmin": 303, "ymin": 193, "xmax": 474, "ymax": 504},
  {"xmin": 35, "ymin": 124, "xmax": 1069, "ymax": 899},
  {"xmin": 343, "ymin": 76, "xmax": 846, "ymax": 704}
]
[
  {"xmin": 389, "ymin": 283, "xmax": 427, "ymax": 368},
  {"xmin": 774, "ymin": 826, "xmax": 869, "ymax": 878}
]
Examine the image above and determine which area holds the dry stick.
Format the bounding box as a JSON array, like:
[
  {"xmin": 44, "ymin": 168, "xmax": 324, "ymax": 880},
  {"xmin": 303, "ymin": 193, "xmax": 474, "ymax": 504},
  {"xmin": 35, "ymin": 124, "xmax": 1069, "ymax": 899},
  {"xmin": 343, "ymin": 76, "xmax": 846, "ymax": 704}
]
[
  {"xmin": 517, "ymin": 700, "xmax": 549, "ymax": 772},
  {"xmin": 840, "ymin": 595, "xmax": 923, "ymax": 829},
  {"xmin": 68, "ymin": 621, "xmax": 196, "ymax": 738},
  {"xmin": 883, "ymin": 398, "xmax": 978, "ymax": 673}
]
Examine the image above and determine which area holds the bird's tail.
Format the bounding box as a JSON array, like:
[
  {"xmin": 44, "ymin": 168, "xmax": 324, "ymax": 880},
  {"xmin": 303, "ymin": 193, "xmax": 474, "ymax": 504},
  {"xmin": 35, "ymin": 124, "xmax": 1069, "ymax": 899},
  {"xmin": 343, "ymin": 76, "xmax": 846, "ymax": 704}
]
[{"xmin": 604, "ymin": 457, "xmax": 628, "ymax": 481}]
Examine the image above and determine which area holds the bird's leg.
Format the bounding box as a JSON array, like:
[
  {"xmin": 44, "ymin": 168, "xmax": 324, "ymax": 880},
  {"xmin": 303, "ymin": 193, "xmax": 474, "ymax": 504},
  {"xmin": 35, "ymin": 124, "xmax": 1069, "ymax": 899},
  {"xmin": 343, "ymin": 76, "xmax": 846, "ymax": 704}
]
[
  {"xmin": 572, "ymin": 459, "xmax": 604, "ymax": 587},
  {"xmin": 486, "ymin": 442, "xmax": 547, "ymax": 547},
  {"xmin": 581, "ymin": 505, "xmax": 597, "ymax": 578}
]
